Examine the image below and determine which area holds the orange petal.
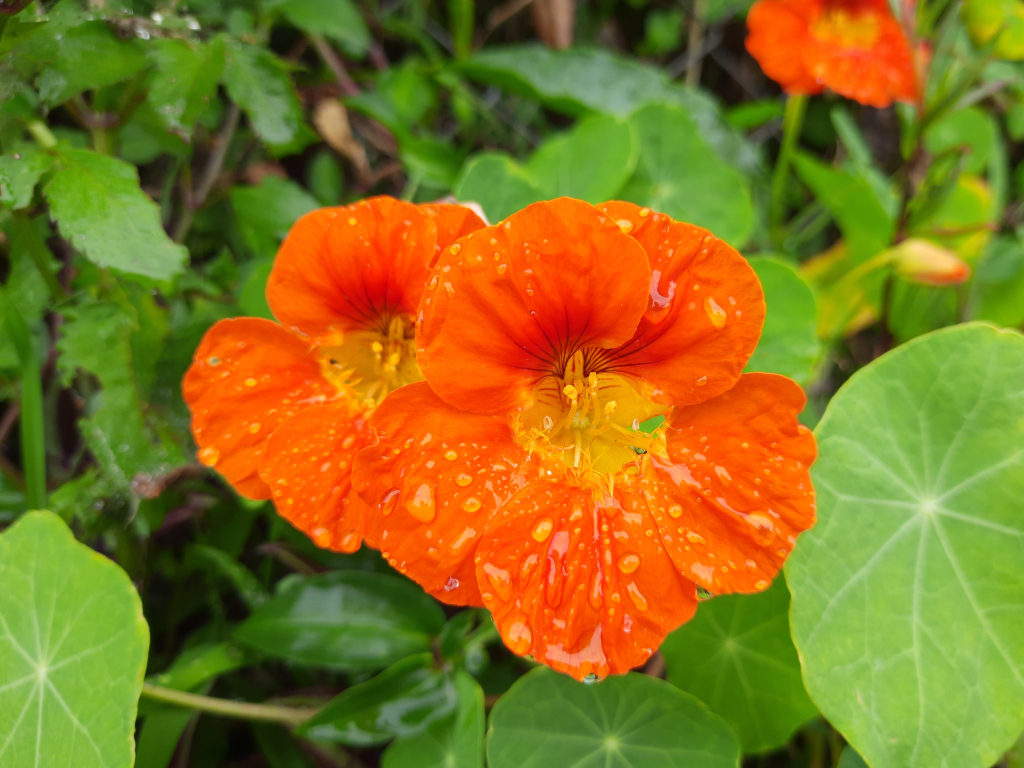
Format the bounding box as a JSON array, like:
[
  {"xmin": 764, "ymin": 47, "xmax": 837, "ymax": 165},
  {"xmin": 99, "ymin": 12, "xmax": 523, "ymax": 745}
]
[
  {"xmin": 419, "ymin": 202, "xmax": 487, "ymax": 267},
  {"xmin": 417, "ymin": 198, "xmax": 651, "ymax": 415},
  {"xmin": 597, "ymin": 201, "xmax": 766, "ymax": 407},
  {"xmin": 183, "ymin": 318, "xmax": 338, "ymax": 498},
  {"xmin": 636, "ymin": 372, "xmax": 816, "ymax": 594},
  {"xmin": 352, "ymin": 382, "xmax": 529, "ymax": 605},
  {"xmin": 267, "ymin": 196, "xmax": 438, "ymax": 345},
  {"xmin": 259, "ymin": 402, "xmax": 374, "ymax": 553},
  {"xmin": 476, "ymin": 481, "xmax": 698, "ymax": 681},
  {"xmin": 745, "ymin": 0, "xmax": 823, "ymax": 95}
]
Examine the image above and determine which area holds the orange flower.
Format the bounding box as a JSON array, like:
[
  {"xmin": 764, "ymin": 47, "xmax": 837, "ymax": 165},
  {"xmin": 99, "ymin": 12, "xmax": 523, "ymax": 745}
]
[
  {"xmin": 353, "ymin": 198, "xmax": 817, "ymax": 680},
  {"xmin": 745, "ymin": 0, "xmax": 919, "ymax": 107},
  {"xmin": 183, "ymin": 196, "xmax": 484, "ymax": 552}
]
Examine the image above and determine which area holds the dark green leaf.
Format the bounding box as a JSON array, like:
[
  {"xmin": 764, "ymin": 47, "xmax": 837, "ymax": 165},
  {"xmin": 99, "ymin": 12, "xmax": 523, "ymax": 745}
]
[
  {"xmin": 0, "ymin": 214, "xmax": 58, "ymax": 368},
  {"xmin": 231, "ymin": 176, "xmax": 319, "ymax": 257},
  {"xmin": 0, "ymin": 144, "xmax": 53, "ymax": 209},
  {"xmin": 135, "ymin": 708, "xmax": 193, "ymax": 768},
  {"xmin": 146, "ymin": 38, "xmax": 225, "ymax": 136},
  {"xmin": 382, "ymin": 670, "xmax": 484, "ymax": 768},
  {"xmin": 222, "ymin": 39, "xmax": 304, "ymax": 146},
  {"xmin": 623, "ymin": 103, "xmax": 754, "ymax": 247},
  {"xmin": 968, "ymin": 234, "xmax": 1024, "ymax": 328},
  {"xmin": 267, "ymin": 0, "xmax": 370, "ymax": 56},
  {"xmin": 0, "ymin": 511, "xmax": 149, "ymax": 768},
  {"xmin": 453, "ymin": 152, "xmax": 544, "ymax": 223},
  {"xmin": 298, "ymin": 653, "xmax": 458, "ymax": 746},
  {"xmin": 486, "ymin": 667, "xmax": 741, "ymax": 768},
  {"xmin": 661, "ymin": 577, "xmax": 818, "ymax": 753},
  {"xmin": 45, "ymin": 148, "xmax": 187, "ymax": 279},
  {"xmin": 744, "ymin": 257, "xmax": 819, "ymax": 385},
  {"xmin": 188, "ymin": 544, "xmax": 270, "ymax": 609},
  {"xmin": 787, "ymin": 323, "xmax": 1024, "ymax": 768},
  {"xmin": 252, "ymin": 723, "xmax": 315, "ymax": 768},
  {"xmin": 234, "ymin": 570, "xmax": 446, "ymax": 669}
]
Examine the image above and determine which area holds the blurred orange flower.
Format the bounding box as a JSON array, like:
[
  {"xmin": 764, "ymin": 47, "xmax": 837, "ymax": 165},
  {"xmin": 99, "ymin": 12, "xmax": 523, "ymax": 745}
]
[
  {"xmin": 183, "ymin": 196, "xmax": 484, "ymax": 552},
  {"xmin": 746, "ymin": 0, "xmax": 920, "ymax": 107},
  {"xmin": 353, "ymin": 198, "xmax": 817, "ymax": 680}
]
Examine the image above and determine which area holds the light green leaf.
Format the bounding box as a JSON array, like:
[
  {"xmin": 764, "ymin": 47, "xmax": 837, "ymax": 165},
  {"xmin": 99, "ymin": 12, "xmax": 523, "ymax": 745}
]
[
  {"xmin": 267, "ymin": 0, "xmax": 370, "ymax": 56},
  {"xmin": 45, "ymin": 148, "xmax": 187, "ymax": 279},
  {"xmin": 145, "ymin": 38, "xmax": 225, "ymax": 136},
  {"xmin": 399, "ymin": 135, "xmax": 466, "ymax": 189},
  {"xmin": 231, "ymin": 176, "xmax": 319, "ymax": 257},
  {"xmin": 787, "ymin": 323, "xmax": 1024, "ymax": 768},
  {"xmin": 744, "ymin": 257, "xmax": 820, "ymax": 385},
  {"xmin": 456, "ymin": 44, "xmax": 758, "ymax": 173},
  {"xmin": 622, "ymin": 102, "xmax": 754, "ymax": 247},
  {"xmin": 661, "ymin": 577, "xmax": 818, "ymax": 753},
  {"xmin": 486, "ymin": 667, "xmax": 741, "ymax": 768},
  {"xmin": 222, "ymin": 39, "xmax": 304, "ymax": 146},
  {"xmin": 525, "ymin": 114, "xmax": 637, "ymax": 203},
  {"xmin": 969, "ymin": 234, "xmax": 1024, "ymax": 328},
  {"xmin": 924, "ymin": 106, "xmax": 994, "ymax": 175},
  {"xmin": 792, "ymin": 151, "xmax": 894, "ymax": 263},
  {"xmin": 35, "ymin": 20, "xmax": 148, "ymax": 107},
  {"xmin": 453, "ymin": 152, "xmax": 544, "ymax": 223},
  {"xmin": 382, "ymin": 670, "xmax": 484, "ymax": 768},
  {"xmin": 0, "ymin": 144, "xmax": 53, "ymax": 209},
  {"xmin": 0, "ymin": 510, "xmax": 149, "ymax": 768},
  {"xmin": 234, "ymin": 571, "xmax": 446, "ymax": 669}
]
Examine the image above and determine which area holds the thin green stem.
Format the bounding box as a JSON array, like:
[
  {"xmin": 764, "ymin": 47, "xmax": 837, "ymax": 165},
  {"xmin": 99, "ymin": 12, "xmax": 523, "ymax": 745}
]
[
  {"xmin": 10, "ymin": 213, "xmax": 66, "ymax": 302},
  {"xmin": 25, "ymin": 119, "xmax": 57, "ymax": 150},
  {"xmin": 769, "ymin": 92, "xmax": 808, "ymax": 248},
  {"xmin": 0, "ymin": 287, "xmax": 45, "ymax": 508},
  {"xmin": 140, "ymin": 683, "xmax": 318, "ymax": 726}
]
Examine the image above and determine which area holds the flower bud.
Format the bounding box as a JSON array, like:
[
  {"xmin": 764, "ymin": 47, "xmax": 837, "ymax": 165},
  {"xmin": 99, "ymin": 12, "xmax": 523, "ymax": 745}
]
[{"xmin": 890, "ymin": 238, "xmax": 972, "ymax": 285}]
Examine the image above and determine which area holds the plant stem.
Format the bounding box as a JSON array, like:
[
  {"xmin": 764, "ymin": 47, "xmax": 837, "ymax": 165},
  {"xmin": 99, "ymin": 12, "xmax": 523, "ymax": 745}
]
[
  {"xmin": 140, "ymin": 683, "xmax": 319, "ymax": 726},
  {"xmin": 0, "ymin": 287, "xmax": 46, "ymax": 508},
  {"xmin": 769, "ymin": 92, "xmax": 807, "ymax": 248},
  {"xmin": 25, "ymin": 119, "xmax": 57, "ymax": 150},
  {"xmin": 173, "ymin": 103, "xmax": 240, "ymax": 243},
  {"xmin": 685, "ymin": 0, "xmax": 708, "ymax": 88}
]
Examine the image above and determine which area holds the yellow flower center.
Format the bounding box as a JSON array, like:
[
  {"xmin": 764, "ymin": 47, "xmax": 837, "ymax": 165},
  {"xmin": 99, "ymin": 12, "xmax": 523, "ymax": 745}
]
[
  {"xmin": 811, "ymin": 7, "xmax": 881, "ymax": 49},
  {"xmin": 513, "ymin": 349, "xmax": 667, "ymax": 487},
  {"xmin": 319, "ymin": 314, "xmax": 421, "ymax": 406}
]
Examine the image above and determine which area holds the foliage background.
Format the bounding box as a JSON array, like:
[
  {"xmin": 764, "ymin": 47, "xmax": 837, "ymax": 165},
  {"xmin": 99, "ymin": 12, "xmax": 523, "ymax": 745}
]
[{"xmin": 0, "ymin": 0, "xmax": 1023, "ymax": 765}]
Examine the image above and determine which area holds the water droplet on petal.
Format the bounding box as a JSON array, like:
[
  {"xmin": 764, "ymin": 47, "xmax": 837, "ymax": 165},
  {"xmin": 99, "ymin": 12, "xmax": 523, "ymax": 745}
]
[
  {"xmin": 532, "ymin": 518, "xmax": 553, "ymax": 541},
  {"xmin": 444, "ymin": 449, "xmax": 458, "ymax": 461},
  {"xmin": 455, "ymin": 473, "xmax": 473, "ymax": 487},
  {"xmin": 462, "ymin": 497, "xmax": 481, "ymax": 513},
  {"xmin": 703, "ymin": 297, "xmax": 727, "ymax": 329},
  {"xmin": 444, "ymin": 576, "xmax": 460, "ymax": 591},
  {"xmin": 668, "ymin": 504, "xmax": 683, "ymax": 518},
  {"xmin": 248, "ymin": 422, "xmax": 262, "ymax": 434},
  {"xmin": 505, "ymin": 619, "xmax": 532, "ymax": 654},
  {"xmin": 626, "ymin": 582, "xmax": 648, "ymax": 611},
  {"xmin": 406, "ymin": 483, "xmax": 436, "ymax": 522},
  {"xmin": 617, "ymin": 553, "xmax": 640, "ymax": 573},
  {"xmin": 245, "ymin": 377, "xmax": 257, "ymax": 387},
  {"xmin": 198, "ymin": 446, "xmax": 220, "ymax": 466},
  {"xmin": 745, "ymin": 513, "xmax": 776, "ymax": 545},
  {"xmin": 755, "ymin": 579, "xmax": 769, "ymax": 590}
]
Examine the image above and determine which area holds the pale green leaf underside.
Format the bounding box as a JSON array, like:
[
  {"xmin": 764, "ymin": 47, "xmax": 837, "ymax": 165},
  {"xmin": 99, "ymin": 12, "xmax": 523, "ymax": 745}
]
[
  {"xmin": 787, "ymin": 323, "xmax": 1024, "ymax": 768},
  {"xmin": 486, "ymin": 668, "xmax": 740, "ymax": 768},
  {"xmin": 0, "ymin": 511, "xmax": 149, "ymax": 768}
]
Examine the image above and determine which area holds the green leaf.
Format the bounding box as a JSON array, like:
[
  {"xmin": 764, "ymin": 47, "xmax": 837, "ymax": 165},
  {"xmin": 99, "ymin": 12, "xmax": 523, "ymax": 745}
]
[
  {"xmin": 252, "ymin": 723, "xmax": 315, "ymax": 768},
  {"xmin": 837, "ymin": 746, "xmax": 869, "ymax": 768},
  {"xmin": 622, "ymin": 102, "xmax": 754, "ymax": 247},
  {"xmin": 743, "ymin": 257, "xmax": 820, "ymax": 385},
  {"xmin": 0, "ymin": 214, "xmax": 59, "ymax": 368},
  {"xmin": 486, "ymin": 667, "xmax": 741, "ymax": 768},
  {"xmin": 222, "ymin": 38, "xmax": 304, "ymax": 146},
  {"xmin": 45, "ymin": 148, "xmax": 187, "ymax": 280},
  {"xmin": 787, "ymin": 323, "xmax": 1024, "ymax": 768},
  {"xmin": 399, "ymin": 135, "xmax": 467, "ymax": 189},
  {"xmin": 382, "ymin": 670, "xmax": 484, "ymax": 768},
  {"xmin": 923, "ymin": 106, "xmax": 995, "ymax": 176},
  {"xmin": 234, "ymin": 571, "xmax": 446, "ymax": 669},
  {"xmin": 34, "ymin": 20, "xmax": 148, "ymax": 107},
  {"xmin": 525, "ymin": 114, "xmax": 637, "ymax": 203},
  {"xmin": 57, "ymin": 302, "xmax": 187, "ymax": 488},
  {"xmin": 146, "ymin": 642, "xmax": 254, "ymax": 694},
  {"xmin": 969, "ymin": 234, "xmax": 1024, "ymax": 327},
  {"xmin": 267, "ymin": 0, "xmax": 370, "ymax": 56},
  {"xmin": 453, "ymin": 152, "xmax": 544, "ymax": 223},
  {"xmin": 135, "ymin": 708, "xmax": 193, "ymax": 768},
  {"xmin": 187, "ymin": 544, "xmax": 269, "ymax": 610},
  {"xmin": 0, "ymin": 144, "xmax": 54, "ymax": 209},
  {"xmin": 661, "ymin": 577, "xmax": 818, "ymax": 753},
  {"xmin": 145, "ymin": 38, "xmax": 225, "ymax": 136},
  {"xmin": 456, "ymin": 44, "xmax": 758, "ymax": 173},
  {"xmin": 0, "ymin": 511, "xmax": 149, "ymax": 768},
  {"xmin": 792, "ymin": 151, "xmax": 894, "ymax": 263},
  {"xmin": 298, "ymin": 653, "xmax": 458, "ymax": 746},
  {"xmin": 231, "ymin": 176, "xmax": 319, "ymax": 257}
]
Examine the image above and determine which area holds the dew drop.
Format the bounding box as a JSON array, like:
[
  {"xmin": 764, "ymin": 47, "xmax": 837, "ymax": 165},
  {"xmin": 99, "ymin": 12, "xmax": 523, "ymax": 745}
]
[
  {"xmin": 639, "ymin": 207, "xmax": 651, "ymax": 217},
  {"xmin": 450, "ymin": 243, "xmax": 461, "ymax": 254},
  {"xmin": 245, "ymin": 377, "xmax": 257, "ymax": 387},
  {"xmin": 347, "ymin": 217, "xmax": 358, "ymax": 225},
  {"xmin": 617, "ymin": 553, "xmax": 640, "ymax": 573},
  {"xmin": 455, "ymin": 473, "xmax": 473, "ymax": 487},
  {"xmin": 668, "ymin": 504, "xmax": 683, "ymax": 519},
  {"xmin": 462, "ymin": 497, "xmax": 482, "ymax": 513},
  {"xmin": 745, "ymin": 513, "xmax": 776, "ymax": 545},
  {"xmin": 248, "ymin": 422, "xmax": 262, "ymax": 434},
  {"xmin": 342, "ymin": 435, "xmax": 356, "ymax": 449},
  {"xmin": 703, "ymin": 297, "xmax": 727, "ymax": 329},
  {"xmin": 207, "ymin": 356, "xmax": 221, "ymax": 366},
  {"xmin": 696, "ymin": 375, "xmax": 708, "ymax": 386},
  {"xmin": 198, "ymin": 446, "xmax": 220, "ymax": 466},
  {"xmin": 497, "ymin": 263, "xmax": 508, "ymax": 275},
  {"xmin": 444, "ymin": 576, "xmax": 460, "ymax": 591},
  {"xmin": 444, "ymin": 449, "xmax": 458, "ymax": 461},
  {"xmin": 755, "ymin": 579, "xmax": 769, "ymax": 590},
  {"xmin": 505, "ymin": 619, "xmax": 532, "ymax": 654},
  {"xmin": 686, "ymin": 530, "xmax": 706, "ymax": 545},
  {"xmin": 406, "ymin": 483, "xmax": 436, "ymax": 522},
  {"xmin": 626, "ymin": 582, "xmax": 648, "ymax": 611},
  {"xmin": 616, "ymin": 219, "xmax": 633, "ymax": 233},
  {"xmin": 531, "ymin": 518, "xmax": 553, "ymax": 541}
]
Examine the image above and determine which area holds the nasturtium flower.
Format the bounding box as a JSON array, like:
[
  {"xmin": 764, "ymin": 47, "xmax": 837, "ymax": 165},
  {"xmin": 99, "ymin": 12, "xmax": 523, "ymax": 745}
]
[
  {"xmin": 353, "ymin": 198, "xmax": 817, "ymax": 680},
  {"xmin": 183, "ymin": 196, "xmax": 485, "ymax": 552},
  {"xmin": 745, "ymin": 0, "xmax": 920, "ymax": 107}
]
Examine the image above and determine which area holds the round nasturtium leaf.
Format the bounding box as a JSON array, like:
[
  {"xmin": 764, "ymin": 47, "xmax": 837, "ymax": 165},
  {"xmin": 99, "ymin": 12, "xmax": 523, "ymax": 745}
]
[
  {"xmin": 964, "ymin": 0, "xmax": 1024, "ymax": 60},
  {"xmin": 786, "ymin": 323, "xmax": 1024, "ymax": 768},
  {"xmin": 661, "ymin": 577, "xmax": 819, "ymax": 754},
  {"xmin": 486, "ymin": 667, "xmax": 741, "ymax": 768},
  {"xmin": 0, "ymin": 511, "xmax": 149, "ymax": 768},
  {"xmin": 743, "ymin": 257, "xmax": 820, "ymax": 386}
]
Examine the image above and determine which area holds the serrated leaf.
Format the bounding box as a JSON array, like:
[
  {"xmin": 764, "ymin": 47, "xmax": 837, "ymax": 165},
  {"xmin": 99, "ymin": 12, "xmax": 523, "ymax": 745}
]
[
  {"xmin": 222, "ymin": 39, "xmax": 304, "ymax": 146},
  {"xmin": 0, "ymin": 511, "xmax": 149, "ymax": 768},
  {"xmin": 661, "ymin": 577, "xmax": 818, "ymax": 753},
  {"xmin": 787, "ymin": 323, "xmax": 1024, "ymax": 768},
  {"xmin": 45, "ymin": 148, "xmax": 187, "ymax": 279},
  {"xmin": 145, "ymin": 38, "xmax": 225, "ymax": 136},
  {"xmin": 486, "ymin": 667, "xmax": 741, "ymax": 768},
  {"xmin": 0, "ymin": 144, "xmax": 54, "ymax": 209},
  {"xmin": 622, "ymin": 102, "xmax": 754, "ymax": 247},
  {"xmin": 266, "ymin": 0, "xmax": 370, "ymax": 56}
]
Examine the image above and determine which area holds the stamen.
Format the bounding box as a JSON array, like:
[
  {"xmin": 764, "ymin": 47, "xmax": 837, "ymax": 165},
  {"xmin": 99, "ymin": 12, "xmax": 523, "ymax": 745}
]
[{"xmin": 562, "ymin": 384, "xmax": 579, "ymax": 430}]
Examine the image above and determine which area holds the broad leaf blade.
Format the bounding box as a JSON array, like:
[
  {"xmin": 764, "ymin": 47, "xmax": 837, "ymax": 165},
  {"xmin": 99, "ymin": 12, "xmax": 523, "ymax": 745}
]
[
  {"xmin": 222, "ymin": 38, "xmax": 304, "ymax": 147},
  {"xmin": 0, "ymin": 511, "xmax": 149, "ymax": 768},
  {"xmin": 453, "ymin": 152, "xmax": 544, "ymax": 223},
  {"xmin": 787, "ymin": 323, "xmax": 1024, "ymax": 768}
]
